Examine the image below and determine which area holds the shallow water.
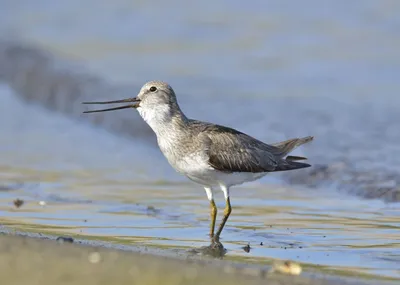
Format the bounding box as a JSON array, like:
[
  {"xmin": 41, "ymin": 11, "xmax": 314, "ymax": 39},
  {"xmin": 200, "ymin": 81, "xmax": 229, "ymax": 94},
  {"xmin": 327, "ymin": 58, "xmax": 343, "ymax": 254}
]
[
  {"xmin": 0, "ymin": 0, "xmax": 400, "ymax": 282},
  {"xmin": 0, "ymin": 84, "xmax": 399, "ymax": 280}
]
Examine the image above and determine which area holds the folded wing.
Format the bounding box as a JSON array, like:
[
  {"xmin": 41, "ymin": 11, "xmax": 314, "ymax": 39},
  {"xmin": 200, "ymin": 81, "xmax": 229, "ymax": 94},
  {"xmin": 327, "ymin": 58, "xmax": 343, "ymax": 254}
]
[
  {"xmin": 195, "ymin": 123, "xmax": 313, "ymax": 174},
  {"xmin": 198, "ymin": 125, "xmax": 279, "ymax": 173}
]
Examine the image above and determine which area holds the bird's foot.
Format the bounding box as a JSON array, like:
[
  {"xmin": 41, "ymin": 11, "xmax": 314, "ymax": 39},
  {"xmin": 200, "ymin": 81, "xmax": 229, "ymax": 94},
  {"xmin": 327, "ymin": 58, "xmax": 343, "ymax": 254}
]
[{"xmin": 188, "ymin": 235, "xmax": 226, "ymax": 258}]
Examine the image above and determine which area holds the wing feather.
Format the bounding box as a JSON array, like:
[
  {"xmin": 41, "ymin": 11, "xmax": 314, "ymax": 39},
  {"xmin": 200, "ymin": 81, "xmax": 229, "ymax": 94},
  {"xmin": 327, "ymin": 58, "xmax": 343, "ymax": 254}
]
[
  {"xmin": 197, "ymin": 124, "xmax": 278, "ymax": 173},
  {"xmin": 188, "ymin": 120, "xmax": 313, "ymax": 174}
]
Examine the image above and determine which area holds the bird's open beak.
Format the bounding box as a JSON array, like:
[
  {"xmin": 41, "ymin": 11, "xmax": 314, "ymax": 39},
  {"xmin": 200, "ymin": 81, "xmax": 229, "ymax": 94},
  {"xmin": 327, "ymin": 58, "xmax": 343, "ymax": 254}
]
[{"xmin": 82, "ymin": 97, "xmax": 140, "ymax": 113}]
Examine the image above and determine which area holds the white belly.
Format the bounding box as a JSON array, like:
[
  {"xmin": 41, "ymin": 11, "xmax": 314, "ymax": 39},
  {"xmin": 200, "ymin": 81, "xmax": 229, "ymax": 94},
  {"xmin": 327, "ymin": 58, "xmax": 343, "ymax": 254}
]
[
  {"xmin": 168, "ymin": 152, "xmax": 267, "ymax": 187},
  {"xmin": 187, "ymin": 169, "xmax": 267, "ymax": 187}
]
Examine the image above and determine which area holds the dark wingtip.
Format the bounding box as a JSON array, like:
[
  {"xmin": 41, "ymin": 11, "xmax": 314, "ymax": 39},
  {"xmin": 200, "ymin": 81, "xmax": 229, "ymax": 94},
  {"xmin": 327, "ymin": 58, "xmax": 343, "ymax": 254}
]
[
  {"xmin": 286, "ymin": 155, "xmax": 308, "ymax": 161},
  {"xmin": 302, "ymin": 136, "xmax": 314, "ymax": 143},
  {"xmin": 289, "ymin": 161, "xmax": 312, "ymax": 169},
  {"xmin": 275, "ymin": 160, "xmax": 312, "ymax": 172}
]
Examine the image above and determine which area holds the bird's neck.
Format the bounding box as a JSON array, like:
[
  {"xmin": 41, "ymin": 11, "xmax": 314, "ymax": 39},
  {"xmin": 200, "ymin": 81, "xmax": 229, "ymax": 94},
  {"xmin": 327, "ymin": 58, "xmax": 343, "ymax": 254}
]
[{"xmin": 137, "ymin": 104, "xmax": 188, "ymax": 138}]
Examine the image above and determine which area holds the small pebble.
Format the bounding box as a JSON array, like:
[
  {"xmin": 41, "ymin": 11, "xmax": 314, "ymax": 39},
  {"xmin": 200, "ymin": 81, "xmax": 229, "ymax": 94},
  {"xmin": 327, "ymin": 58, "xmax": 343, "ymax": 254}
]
[
  {"xmin": 13, "ymin": 199, "xmax": 24, "ymax": 208},
  {"xmin": 39, "ymin": 201, "xmax": 46, "ymax": 206},
  {"xmin": 271, "ymin": 260, "xmax": 302, "ymax": 275},
  {"xmin": 56, "ymin": 236, "xmax": 74, "ymax": 243},
  {"xmin": 242, "ymin": 243, "xmax": 251, "ymax": 253},
  {"xmin": 88, "ymin": 252, "xmax": 101, "ymax": 264}
]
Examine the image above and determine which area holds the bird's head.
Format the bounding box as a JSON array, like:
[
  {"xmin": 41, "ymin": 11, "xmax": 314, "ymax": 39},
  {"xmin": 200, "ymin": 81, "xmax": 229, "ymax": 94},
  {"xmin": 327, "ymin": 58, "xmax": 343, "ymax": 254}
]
[{"xmin": 83, "ymin": 81, "xmax": 182, "ymax": 130}]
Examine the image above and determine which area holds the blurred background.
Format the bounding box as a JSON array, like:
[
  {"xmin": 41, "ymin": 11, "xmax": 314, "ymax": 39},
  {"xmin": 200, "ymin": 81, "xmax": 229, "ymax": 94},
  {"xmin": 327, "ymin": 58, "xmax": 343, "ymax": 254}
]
[{"xmin": 0, "ymin": 0, "xmax": 399, "ymax": 281}]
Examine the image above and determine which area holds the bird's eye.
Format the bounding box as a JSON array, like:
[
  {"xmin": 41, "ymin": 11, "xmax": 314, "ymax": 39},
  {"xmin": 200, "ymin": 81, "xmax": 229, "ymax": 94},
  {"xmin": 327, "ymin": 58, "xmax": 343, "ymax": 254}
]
[{"xmin": 149, "ymin": 86, "xmax": 157, "ymax": 92}]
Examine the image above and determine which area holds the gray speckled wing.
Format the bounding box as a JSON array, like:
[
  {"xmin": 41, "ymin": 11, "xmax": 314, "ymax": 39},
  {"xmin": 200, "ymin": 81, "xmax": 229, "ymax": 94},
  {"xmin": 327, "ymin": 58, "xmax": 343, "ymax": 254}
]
[
  {"xmin": 194, "ymin": 122, "xmax": 279, "ymax": 173},
  {"xmin": 190, "ymin": 121, "xmax": 313, "ymax": 174}
]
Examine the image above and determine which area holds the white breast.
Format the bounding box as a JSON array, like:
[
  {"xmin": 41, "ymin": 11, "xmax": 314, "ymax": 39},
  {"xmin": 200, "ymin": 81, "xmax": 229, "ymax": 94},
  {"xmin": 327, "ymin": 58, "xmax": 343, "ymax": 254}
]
[{"xmin": 136, "ymin": 105, "xmax": 170, "ymax": 135}]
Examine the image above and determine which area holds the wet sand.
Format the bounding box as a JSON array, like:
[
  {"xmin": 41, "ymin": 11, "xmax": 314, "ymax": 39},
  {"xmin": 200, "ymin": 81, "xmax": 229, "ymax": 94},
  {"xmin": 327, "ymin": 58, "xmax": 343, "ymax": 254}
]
[{"xmin": 0, "ymin": 227, "xmax": 395, "ymax": 285}]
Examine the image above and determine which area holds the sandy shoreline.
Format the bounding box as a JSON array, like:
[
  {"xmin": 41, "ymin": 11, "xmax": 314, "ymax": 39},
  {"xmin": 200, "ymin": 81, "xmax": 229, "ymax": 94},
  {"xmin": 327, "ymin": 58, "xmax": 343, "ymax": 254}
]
[{"xmin": 0, "ymin": 227, "xmax": 393, "ymax": 285}]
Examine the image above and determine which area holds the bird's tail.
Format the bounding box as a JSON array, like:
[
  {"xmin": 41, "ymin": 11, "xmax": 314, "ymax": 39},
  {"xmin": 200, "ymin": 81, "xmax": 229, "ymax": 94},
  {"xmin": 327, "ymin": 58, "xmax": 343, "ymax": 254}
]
[
  {"xmin": 286, "ymin": 155, "xmax": 308, "ymax": 161},
  {"xmin": 274, "ymin": 160, "xmax": 311, "ymax": 172},
  {"xmin": 271, "ymin": 136, "xmax": 314, "ymax": 158},
  {"xmin": 271, "ymin": 136, "xmax": 314, "ymax": 172}
]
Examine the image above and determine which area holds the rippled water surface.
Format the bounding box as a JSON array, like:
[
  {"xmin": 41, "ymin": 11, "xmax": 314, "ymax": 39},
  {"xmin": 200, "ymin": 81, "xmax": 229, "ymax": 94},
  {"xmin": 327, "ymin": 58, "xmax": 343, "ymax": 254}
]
[{"xmin": 0, "ymin": 0, "xmax": 399, "ymax": 282}]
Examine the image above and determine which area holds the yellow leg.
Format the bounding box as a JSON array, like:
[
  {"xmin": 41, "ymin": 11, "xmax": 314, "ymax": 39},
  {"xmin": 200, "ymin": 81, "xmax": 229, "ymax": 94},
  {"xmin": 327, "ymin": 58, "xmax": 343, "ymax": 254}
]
[
  {"xmin": 209, "ymin": 199, "xmax": 217, "ymax": 237},
  {"xmin": 214, "ymin": 197, "xmax": 232, "ymax": 239}
]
